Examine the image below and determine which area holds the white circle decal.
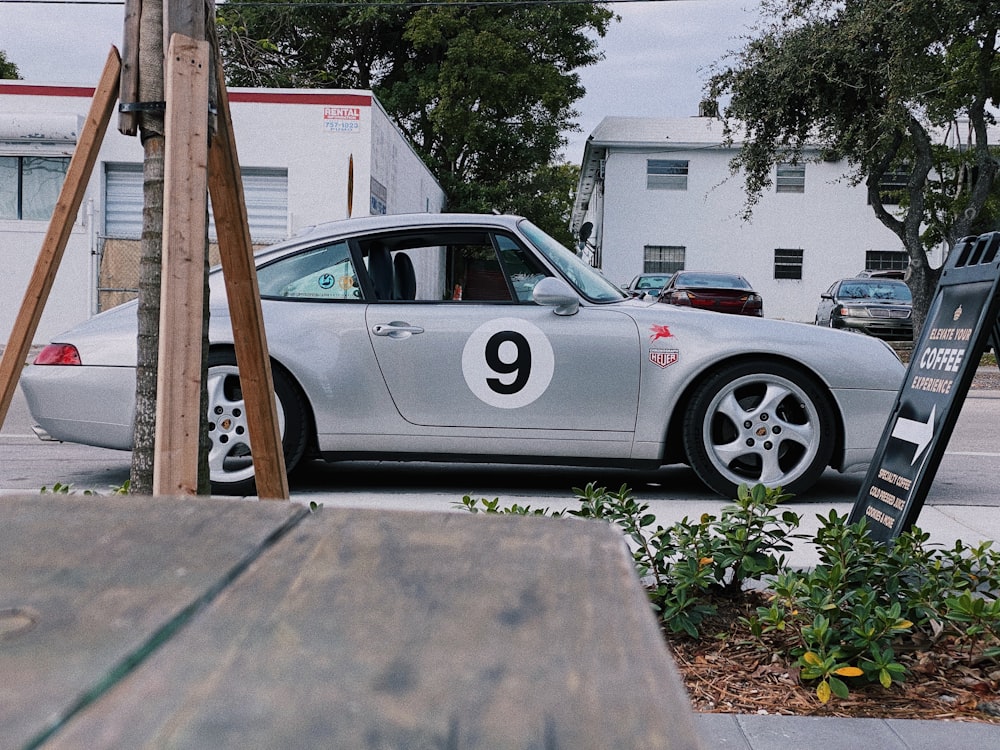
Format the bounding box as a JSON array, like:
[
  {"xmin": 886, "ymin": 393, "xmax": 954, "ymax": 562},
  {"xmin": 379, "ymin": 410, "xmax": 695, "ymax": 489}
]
[{"xmin": 462, "ymin": 317, "xmax": 555, "ymax": 408}]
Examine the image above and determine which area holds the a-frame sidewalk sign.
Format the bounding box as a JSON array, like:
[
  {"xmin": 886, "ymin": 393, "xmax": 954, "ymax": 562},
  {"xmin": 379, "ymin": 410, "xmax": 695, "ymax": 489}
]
[{"xmin": 849, "ymin": 232, "xmax": 1000, "ymax": 543}]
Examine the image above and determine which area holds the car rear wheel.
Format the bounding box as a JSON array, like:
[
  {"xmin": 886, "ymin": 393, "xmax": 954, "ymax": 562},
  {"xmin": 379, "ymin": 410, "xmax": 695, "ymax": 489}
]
[
  {"xmin": 206, "ymin": 350, "xmax": 309, "ymax": 495},
  {"xmin": 682, "ymin": 360, "xmax": 835, "ymax": 498}
]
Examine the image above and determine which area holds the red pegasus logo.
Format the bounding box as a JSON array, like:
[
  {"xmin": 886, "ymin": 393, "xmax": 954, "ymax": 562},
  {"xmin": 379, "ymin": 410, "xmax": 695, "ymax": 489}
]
[{"xmin": 649, "ymin": 324, "xmax": 673, "ymax": 341}]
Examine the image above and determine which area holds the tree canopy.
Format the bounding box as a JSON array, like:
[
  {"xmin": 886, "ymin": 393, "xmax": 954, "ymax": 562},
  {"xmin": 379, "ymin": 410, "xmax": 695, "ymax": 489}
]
[
  {"xmin": 1, "ymin": 49, "xmax": 20, "ymax": 79},
  {"xmin": 217, "ymin": 0, "xmax": 612, "ymax": 241},
  {"xmin": 707, "ymin": 0, "xmax": 1000, "ymax": 338}
]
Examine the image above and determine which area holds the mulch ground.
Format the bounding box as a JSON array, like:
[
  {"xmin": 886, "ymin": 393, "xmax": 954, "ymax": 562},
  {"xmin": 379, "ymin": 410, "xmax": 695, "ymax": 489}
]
[{"xmin": 663, "ymin": 591, "xmax": 1000, "ymax": 723}]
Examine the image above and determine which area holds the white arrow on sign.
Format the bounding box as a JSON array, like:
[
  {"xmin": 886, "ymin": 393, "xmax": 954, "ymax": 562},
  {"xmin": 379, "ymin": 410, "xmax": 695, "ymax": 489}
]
[{"xmin": 891, "ymin": 405, "xmax": 936, "ymax": 465}]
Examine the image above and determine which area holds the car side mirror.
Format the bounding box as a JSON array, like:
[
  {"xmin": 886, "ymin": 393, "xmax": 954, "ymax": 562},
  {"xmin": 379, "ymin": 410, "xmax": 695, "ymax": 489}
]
[
  {"xmin": 533, "ymin": 277, "xmax": 580, "ymax": 316},
  {"xmin": 821, "ymin": 293, "xmax": 833, "ymax": 300}
]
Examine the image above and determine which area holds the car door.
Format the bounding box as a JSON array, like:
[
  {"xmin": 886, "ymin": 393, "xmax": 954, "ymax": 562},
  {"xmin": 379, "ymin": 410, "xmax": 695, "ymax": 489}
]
[
  {"xmin": 361, "ymin": 229, "xmax": 641, "ymax": 433},
  {"xmin": 816, "ymin": 281, "xmax": 838, "ymax": 324}
]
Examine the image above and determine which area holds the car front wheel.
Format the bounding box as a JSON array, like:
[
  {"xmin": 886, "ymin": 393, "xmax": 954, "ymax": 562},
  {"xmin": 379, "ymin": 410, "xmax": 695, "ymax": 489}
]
[
  {"xmin": 206, "ymin": 350, "xmax": 309, "ymax": 495},
  {"xmin": 682, "ymin": 360, "xmax": 835, "ymax": 498}
]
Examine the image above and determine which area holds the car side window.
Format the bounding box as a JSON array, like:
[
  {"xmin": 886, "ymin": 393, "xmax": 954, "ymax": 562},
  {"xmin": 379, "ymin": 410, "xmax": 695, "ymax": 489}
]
[
  {"xmin": 257, "ymin": 241, "xmax": 360, "ymax": 300},
  {"xmin": 495, "ymin": 234, "xmax": 550, "ymax": 302},
  {"xmin": 356, "ymin": 229, "xmax": 549, "ymax": 303},
  {"xmin": 448, "ymin": 240, "xmax": 512, "ymax": 301}
]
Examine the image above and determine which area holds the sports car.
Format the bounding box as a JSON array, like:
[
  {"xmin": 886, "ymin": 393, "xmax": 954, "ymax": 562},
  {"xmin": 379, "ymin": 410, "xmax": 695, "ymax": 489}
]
[{"xmin": 20, "ymin": 213, "xmax": 905, "ymax": 498}]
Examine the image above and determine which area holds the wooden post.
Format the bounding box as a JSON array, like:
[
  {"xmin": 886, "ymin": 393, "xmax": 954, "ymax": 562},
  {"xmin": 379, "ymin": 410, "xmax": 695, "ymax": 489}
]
[
  {"xmin": 152, "ymin": 34, "xmax": 211, "ymax": 496},
  {"xmin": 208, "ymin": 53, "xmax": 289, "ymax": 500},
  {"xmin": 0, "ymin": 48, "xmax": 120, "ymax": 433},
  {"xmin": 118, "ymin": 0, "xmax": 141, "ymax": 136}
]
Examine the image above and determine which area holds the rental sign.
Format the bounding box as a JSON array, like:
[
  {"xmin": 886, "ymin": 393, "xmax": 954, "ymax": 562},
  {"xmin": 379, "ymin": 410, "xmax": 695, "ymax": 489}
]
[{"xmin": 849, "ymin": 232, "xmax": 1000, "ymax": 544}]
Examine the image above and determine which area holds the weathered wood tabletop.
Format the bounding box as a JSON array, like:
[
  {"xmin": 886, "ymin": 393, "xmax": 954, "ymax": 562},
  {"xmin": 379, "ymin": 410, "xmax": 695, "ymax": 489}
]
[{"xmin": 1, "ymin": 495, "xmax": 701, "ymax": 749}]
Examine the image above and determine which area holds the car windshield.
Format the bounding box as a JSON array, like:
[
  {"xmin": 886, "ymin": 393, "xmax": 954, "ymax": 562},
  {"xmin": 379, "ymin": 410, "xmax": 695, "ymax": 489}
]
[
  {"xmin": 676, "ymin": 273, "xmax": 752, "ymax": 290},
  {"xmin": 637, "ymin": 275, "xmax": 671, "ymax": 289},
  {"xmin": 838, "ymin": 281, "xmax": 912, "ymax": 302},
  {"xmin": 518, "ymin": 219, "xmax": 627, "ymax": 302}
]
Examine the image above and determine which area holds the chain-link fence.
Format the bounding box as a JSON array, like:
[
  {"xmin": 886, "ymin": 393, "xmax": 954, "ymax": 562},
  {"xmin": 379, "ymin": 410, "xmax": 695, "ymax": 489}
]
[{"xmin": 97, "ymin": 237, "xmax": 236, "ymax": 312}]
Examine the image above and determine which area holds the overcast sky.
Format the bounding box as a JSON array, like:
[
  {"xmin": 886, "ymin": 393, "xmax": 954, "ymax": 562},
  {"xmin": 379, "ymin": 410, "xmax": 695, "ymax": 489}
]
[{"xmin": 0, "ymin": 0, "xmax": 764, "ymax": 163}]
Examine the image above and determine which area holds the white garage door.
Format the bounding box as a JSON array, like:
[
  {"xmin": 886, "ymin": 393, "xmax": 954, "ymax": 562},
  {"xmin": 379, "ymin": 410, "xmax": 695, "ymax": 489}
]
[{"xmin": 104, "ymin": 163, "xmax": 289, "ymax": 242}]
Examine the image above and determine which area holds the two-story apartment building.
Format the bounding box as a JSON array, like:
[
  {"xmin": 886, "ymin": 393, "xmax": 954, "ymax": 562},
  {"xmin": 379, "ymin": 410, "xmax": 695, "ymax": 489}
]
[
  {"xmin": 0, "ymin": 82, "xmax": 445, "ymax": 344},
  {"xmin": 570, "ymin": 116, "xmax": 915, "ymax": 321}
]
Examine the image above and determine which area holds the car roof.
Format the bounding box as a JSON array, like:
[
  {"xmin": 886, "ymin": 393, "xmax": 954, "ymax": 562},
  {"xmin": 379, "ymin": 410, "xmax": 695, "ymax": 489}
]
[
  {"xmin": 246, "ymin": 212, "xmax": 529, "ymax": 264},
  {"xmin": 836, "ymin": 277, "xmax": 908, "ymax": 286},
  {"xmin": 294, "ymin": 212, "xmax": 525, "ymax": 243}
]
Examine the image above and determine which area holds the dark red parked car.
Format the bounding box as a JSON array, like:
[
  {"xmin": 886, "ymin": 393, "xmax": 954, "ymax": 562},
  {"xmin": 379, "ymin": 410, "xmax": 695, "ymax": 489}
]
[{"xmin": 657, "ymin": 271, "xmax": 763, "ymax": 316}]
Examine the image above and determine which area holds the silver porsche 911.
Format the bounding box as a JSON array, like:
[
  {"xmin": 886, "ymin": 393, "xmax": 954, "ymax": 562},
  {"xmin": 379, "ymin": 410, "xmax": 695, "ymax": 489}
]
[{"xmin": 20, "ymin": 213, "xmax": 905, "ymax": 497}]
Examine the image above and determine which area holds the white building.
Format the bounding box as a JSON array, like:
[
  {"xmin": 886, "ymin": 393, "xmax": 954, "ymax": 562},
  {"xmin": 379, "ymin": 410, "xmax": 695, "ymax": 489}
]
[
  {"xmin": 0, "ymin": 82, "xmax": 445, "ymax": 344},
  {"xmin": 570, "ymin": 116, "xmax": 910, "ymax": 321}
]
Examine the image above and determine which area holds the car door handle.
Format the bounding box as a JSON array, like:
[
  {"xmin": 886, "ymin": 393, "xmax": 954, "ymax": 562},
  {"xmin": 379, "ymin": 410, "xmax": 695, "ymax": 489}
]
[{"xmin": 371, "ymin": 321, "xmax": 425, "ymax": 338}]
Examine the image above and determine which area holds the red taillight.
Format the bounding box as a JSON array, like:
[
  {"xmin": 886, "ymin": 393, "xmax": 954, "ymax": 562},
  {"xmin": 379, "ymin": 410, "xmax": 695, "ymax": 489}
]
[{"xmin": 34, "ymin": 343, "xmax": 82, "ymax": 365}]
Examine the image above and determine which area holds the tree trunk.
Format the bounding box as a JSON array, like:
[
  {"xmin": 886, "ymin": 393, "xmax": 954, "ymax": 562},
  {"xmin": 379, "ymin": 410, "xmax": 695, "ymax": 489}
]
[
  {"xmin": 129, "ymin": 0, "xmax": 164, "ymax": 495},
  {"xmin": 866, "ymin": 119, "xmax": 941, "ymax": 344},
  {"xmin": 130, "ymin": 135, "xmax": 164, "ymax": 494},
  {"xmin": 903, "ymin": 237, "xmax": 940, "ymax": 345}
]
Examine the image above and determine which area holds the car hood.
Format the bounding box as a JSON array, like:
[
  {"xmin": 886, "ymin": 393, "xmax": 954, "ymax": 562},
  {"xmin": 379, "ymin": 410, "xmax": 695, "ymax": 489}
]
[{"xmin": 837, "ymin": 297, "xmax": 910, "ymax": 306}]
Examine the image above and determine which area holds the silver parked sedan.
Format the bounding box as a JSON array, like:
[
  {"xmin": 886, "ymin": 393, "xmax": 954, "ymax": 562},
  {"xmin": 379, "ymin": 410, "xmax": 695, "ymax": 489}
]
[{"xmin": 20, "ymin": 213, "xmax": 905, "ymax": 497}]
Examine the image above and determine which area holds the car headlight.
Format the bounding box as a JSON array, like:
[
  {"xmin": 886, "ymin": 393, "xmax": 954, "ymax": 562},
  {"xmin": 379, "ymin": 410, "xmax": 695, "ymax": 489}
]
[{"xmin": 837, "ymin": 305, "xmax": 870, "ymax": 317}]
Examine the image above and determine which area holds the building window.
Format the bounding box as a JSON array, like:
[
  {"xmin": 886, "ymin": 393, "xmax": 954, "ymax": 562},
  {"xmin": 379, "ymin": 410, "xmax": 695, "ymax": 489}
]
[
  {"xmin": 647, "ymin": 159, "xmax": 688, "ymax": 190},
  {"xmin": 865, "ymin": 250, "xmax": 908, "ymax": 272},
  {"xmin": 644, "ymin": 245, "xmax": 686, "ymax": 273},
  {"xmin": 776, "ymin": 163, "xmax": 805, "ymax": 193},
  {"xmin": 872, "ymin": 167, "xmax": 909, "ymax": 205},
  {"xmin": 0, "ymin": 155, "xmax": 70, "ymax": 220},
  {"xmin": 774, "ymin": 248, "xmax": 803, "ymax": 279}
]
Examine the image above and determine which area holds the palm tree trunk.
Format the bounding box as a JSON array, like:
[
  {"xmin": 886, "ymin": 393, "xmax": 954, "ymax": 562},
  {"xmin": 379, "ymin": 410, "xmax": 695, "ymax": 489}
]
[
  {"xmin": 128, "ymin": 0, "xmax": 164, "ymax": 495},
  {"xmin": 129, "ymin": 133, "xmax": 164, "ymax": 494}
]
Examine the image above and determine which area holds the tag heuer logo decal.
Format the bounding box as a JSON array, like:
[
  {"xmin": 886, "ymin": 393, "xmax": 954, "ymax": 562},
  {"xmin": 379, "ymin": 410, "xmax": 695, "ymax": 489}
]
[{"xmin": 649, "ymin": 349, "xmax": 679, "ymax": 368}]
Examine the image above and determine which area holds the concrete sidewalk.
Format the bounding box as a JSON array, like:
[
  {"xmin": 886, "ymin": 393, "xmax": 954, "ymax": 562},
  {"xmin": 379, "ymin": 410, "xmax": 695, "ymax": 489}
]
[{"xmin": 693, "ymin": 712, "xmax": 998, "ymax": 748}]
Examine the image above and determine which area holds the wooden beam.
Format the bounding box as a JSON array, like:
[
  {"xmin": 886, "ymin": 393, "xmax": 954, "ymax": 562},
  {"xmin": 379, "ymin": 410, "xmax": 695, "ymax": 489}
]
[
  {"xmin": 152, "ymin": 34, "xmax": 211, "ymax": 496},
  {"xmin": 0, "ymin": 48, "xmax": 121, "ymax": 434},
  {"xmin": 117, "ymin": 0, "xmax": 141, "ymax": 136},
  {"xmin": 208, "ymin": 51, "xmax": 289, "ymax": 500}
]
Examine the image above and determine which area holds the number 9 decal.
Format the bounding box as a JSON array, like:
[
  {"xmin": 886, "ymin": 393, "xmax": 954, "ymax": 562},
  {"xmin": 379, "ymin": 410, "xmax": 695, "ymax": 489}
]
[{"xmin": 462, "ymin": 318, "xmax": 554, "ymax": 408}]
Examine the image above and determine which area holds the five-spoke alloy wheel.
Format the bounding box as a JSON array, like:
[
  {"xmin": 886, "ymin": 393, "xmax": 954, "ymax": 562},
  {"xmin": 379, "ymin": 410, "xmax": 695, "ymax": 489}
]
[
  {"xmin": 682, "ymin": 360, "xmax": 835, "ymax": 498},
  {"xmin": 206, "ymin": 350, "xmax": 309, "ymax": 495}
]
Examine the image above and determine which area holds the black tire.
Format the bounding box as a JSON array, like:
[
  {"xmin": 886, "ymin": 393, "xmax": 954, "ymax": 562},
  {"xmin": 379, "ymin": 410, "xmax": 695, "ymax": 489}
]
[
  {"xmin": 682, "ymin": 359, "xmax": 835, "ymax": 498},
  {"xmin": 206, "ymin": 349, "xmax": 309, "ymax": 495}
]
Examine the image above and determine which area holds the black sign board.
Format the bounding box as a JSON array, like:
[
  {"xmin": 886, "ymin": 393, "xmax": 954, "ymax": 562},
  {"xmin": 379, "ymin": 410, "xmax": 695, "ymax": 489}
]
[{"xmin": 849, "ymin": 232, "xmax": 1000, "ymax": 543}]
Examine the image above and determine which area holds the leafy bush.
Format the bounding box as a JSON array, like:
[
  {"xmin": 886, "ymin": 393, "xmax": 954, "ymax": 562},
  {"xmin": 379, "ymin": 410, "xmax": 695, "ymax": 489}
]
[{"xmin": 458, "ymin": 482, "xmax": 1000, "ymax": 703}]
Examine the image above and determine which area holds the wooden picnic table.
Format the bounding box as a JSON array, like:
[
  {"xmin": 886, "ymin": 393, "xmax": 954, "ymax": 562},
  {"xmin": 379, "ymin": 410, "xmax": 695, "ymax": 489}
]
[{"xmin": 1, "ymin": 494, "xmax": 701, "ymax": 749}]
